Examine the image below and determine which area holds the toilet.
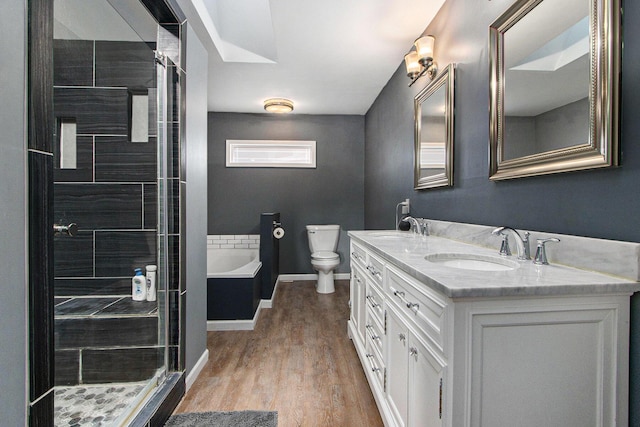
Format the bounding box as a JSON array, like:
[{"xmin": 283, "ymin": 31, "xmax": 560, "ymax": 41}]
[{"xmin": 306, "ymin": 224, "xmax": 340, "ymax": 294}]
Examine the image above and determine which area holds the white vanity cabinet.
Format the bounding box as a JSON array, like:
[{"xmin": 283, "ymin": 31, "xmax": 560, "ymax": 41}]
[
  {"xmin": 348, "ymin": 231, "xmax": 638, "ymax": 427},
  {"xmin": 386, "ymin": 303, "xmax": 446, "ymax": 427}
]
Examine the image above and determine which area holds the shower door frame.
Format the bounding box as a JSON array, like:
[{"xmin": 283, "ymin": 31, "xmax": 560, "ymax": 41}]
[{"xmin": 27, "ymin": 0, "xmax": 187, "ymax": 425}]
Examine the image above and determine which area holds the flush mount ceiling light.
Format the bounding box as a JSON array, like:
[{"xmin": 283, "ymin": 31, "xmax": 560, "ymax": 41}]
[
  {"xmin": 264, "ymin": 98, "xmax": 294, "ymax": 113},
  {"xmin": 405, "ymin": 35, "xmax": 438, "ymax": 86}
]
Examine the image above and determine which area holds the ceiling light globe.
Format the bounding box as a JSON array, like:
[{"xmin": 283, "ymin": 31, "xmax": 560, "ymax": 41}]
[{"xmin": 264, "ymin": 98, "xmax": 294, "ymax": 113}]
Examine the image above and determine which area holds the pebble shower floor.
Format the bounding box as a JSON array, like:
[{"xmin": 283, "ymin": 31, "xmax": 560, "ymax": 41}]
[{"xmin": 54, "ymin": 382, "xmax": 146, "ymax": 426}]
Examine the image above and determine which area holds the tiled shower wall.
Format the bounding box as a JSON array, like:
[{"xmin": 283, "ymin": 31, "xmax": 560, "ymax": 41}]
[{"xmin": 52, "ymin": 37, "xmax": 182, "ymax": 385}]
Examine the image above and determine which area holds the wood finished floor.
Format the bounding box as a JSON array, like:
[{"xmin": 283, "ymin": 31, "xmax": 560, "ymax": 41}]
[{"xmin": 174, "ymin": 280, "xmax": 384, "ymax": 427}]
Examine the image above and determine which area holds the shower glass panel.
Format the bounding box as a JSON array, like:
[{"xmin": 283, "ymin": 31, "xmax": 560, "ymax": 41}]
[{"xmin": 52, "ymin": 0, "xmax": 170, "ymax": 424}]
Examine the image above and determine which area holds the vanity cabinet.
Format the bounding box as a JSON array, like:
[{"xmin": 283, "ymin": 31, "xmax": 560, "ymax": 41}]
[
  {"xmin": 348, "ymin": 234, "xmax": 636, "ymax": 427},
  {"xmin": 386, "ymin": 303, "xmax": 445, "ymax": 427}
]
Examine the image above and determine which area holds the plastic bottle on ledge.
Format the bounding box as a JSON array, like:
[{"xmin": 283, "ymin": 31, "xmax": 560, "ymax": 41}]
[
  {"xmin": 132, "ymin": 268, "xmax": 147, "ymax": 301},
  {"xmin": 145, "ymin": 265, "xmax": 157, "ymax": 302}
]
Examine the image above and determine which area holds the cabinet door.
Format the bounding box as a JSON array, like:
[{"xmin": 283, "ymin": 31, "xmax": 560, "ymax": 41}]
[
  {"xmin": 386, "ymin": 306, "xmax": 409, "ymax": 427},
  {"xmin": 408, "ymin": 334, "xmax": 445, "ymax": 427},
  {"xmin": 350, "ymin": 266, "xmax": 367, "ymax": 343}
]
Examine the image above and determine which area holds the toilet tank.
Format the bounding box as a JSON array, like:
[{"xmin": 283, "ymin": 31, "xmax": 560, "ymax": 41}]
[{"xmin": 306, "ymin": 225, "xmax": 340, "ymax": 253}]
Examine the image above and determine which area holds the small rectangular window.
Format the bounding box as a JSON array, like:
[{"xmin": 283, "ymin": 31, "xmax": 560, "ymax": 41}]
[{"xmin": 226, "ymin": 140, "xmax": 316, "ymax": 168}]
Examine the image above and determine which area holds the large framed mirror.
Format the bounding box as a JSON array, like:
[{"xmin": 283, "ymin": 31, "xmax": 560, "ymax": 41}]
[
  {"xmin": 489, "ymin": 0, "xmax": 620, "ymax": 180},
  {"xmin": 414, "ymin": 63, "xmax": 455, "ymax": 190}
]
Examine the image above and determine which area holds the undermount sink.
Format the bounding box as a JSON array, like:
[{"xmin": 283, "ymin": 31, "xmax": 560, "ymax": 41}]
[
  {"xmin": 368, "ymin": 231, "xmax": 416, "ymax": 240},
  {"xmin": 425, "ymin": 253, "xmax": 519, "ymax": 271}
]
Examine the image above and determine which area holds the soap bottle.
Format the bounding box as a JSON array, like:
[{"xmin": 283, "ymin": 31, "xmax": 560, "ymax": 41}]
[
  {"xmin": 132, "ymin": 268, "xmax": 147, "ymax": 301},
  {"xmin": 145, "ymin": 265, "xmax": 157, "ymax": 301}
]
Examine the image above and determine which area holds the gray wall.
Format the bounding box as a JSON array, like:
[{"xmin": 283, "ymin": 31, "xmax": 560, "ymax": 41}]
[
  {"xmin": 208, "ymin": 113, "xmax": 365, "ymax": 274},
  {"xmin": 0, "ymin": 0, "xmax": 28, "ymax": 424},
  {"xmin": 364, "ymin": 0, "xmax": 640, "ymax": 422},
  {"xmin": 184, "ymin": 24, "xmax": 208, "ymax": 377}
]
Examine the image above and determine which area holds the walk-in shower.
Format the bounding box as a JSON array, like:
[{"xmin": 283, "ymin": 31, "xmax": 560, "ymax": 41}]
[{"xmin": 51, "ymin": 0, "xmax": 181, "ymax": 424}]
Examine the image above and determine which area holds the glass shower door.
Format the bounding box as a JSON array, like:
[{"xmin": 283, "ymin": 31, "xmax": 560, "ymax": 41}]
[{"xmin": 52, "ymin": 0, "xmax": 169, "ymax": 424}]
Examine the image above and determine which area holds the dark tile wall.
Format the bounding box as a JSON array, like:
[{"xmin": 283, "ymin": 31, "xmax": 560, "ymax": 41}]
[
  {"xmin": 53, "ymin": 39, "xmax": 157, "ymax": 296},
  {"xmin": 52, "ymin": 38, "xmax": 182, "ymax": 387},
  {"xmin": 28, "ymin": 0, "xmax": 54, "ymax": 425}
]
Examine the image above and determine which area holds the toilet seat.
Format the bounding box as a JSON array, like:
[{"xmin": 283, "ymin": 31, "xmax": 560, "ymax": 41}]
[{"xmin": 311, "ymin": 251, "xmax": 339, "ymax": 261}]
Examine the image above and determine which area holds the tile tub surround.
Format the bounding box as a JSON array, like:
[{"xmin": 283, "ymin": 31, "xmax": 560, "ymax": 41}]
[
  {"xmin": 349, "ymin": 229, "xmax": 640, "ymax": 299},
  {"xmin": 207, "ymin": 234, "xmax": 260, "ymax": 249}
]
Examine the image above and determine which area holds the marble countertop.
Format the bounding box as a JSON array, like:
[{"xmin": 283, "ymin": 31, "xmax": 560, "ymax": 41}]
[{"xmin": 348, "ymin": 230, "xmax": 640, "ymax": 299}]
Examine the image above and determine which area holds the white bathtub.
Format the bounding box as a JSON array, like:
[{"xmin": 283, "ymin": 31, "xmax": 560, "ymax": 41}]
[{"xmin": 207, "ymin": 248, "xmax": 262, "ymax": 278}]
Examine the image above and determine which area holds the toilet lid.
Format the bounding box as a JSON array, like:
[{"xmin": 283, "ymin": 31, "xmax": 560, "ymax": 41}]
[{"xmin": 312, "ymin": 251, "xmax": 339, "ymax": 260}]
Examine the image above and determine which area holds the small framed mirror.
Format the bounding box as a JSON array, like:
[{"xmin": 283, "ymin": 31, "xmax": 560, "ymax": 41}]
[
  {"xmin": 414, "ymin": 63, "xmax": 455, "ymax": 190},
  {"xmin": 489, "ymin": 0, "xmax": 620, "ymax": 180}
]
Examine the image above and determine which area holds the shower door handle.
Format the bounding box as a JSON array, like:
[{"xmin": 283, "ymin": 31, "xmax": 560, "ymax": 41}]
[{"xmin": 53, "ymin": 223, "xmax": 78, "ymax": 237}]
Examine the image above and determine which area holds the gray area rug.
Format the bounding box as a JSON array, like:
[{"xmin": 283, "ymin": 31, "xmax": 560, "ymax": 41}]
[{"xmin": 164, "ymin": 411, "xmax": 277, "ymax": 427}]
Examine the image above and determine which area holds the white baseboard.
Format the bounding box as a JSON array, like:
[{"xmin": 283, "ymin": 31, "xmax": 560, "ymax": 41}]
[
  {"xmin": 261, "ymin": 279, "xmax": 279, "ymax": 309},
  {"xmin": 278, "ymin": 273, "xmax": 350, "ymax": 282},
  {"xmin": 186, "ymin": 349, "xmax": 209, "ymax": 391}
]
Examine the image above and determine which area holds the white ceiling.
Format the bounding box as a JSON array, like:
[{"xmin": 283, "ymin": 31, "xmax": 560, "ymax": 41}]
[{"xmin": 178, "ymin": 0, "xmax": 447, "ymax": 115}]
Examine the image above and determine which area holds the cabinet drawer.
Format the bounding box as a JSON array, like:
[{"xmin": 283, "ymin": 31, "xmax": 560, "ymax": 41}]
[
  {"xmin": 365, "ymin": 310, "xmax": 385, "ymax": 356},
  {"xmin": 365, "ymin": 252, "xmax": 385, "ymax": 288},
  {"xmin": 365, "ymin": 340, "xmax": 386, "ymax": 392},
  {"xmin": 351, "ymin": 242, "xmax": 367, "ymax": 269},
  {"xmin": 366, "ymin": 281, "xmax": 385, "ymax": 326},
  {"xmin": 387, "ymin": 265, "xmax": 447, "ymax": 352}
]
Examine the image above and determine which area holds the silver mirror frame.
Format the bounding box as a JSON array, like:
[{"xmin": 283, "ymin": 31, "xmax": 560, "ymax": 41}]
[
  {"xmin": 489, "ymin": 0, "xmax": 620, "ymax": 181},
  {"xmin": 414, "ymin": 63, "xmax": 455, "ymax": 190}
]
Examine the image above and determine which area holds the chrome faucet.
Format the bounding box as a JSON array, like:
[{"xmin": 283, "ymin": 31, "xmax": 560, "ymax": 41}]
[
  {"xmin": 401, "ymin": 216, "xmax": 422, "ymax": 236},
  {"xmin": 492, "ymin": 226, "xmax": 531, "ymax": 260}
]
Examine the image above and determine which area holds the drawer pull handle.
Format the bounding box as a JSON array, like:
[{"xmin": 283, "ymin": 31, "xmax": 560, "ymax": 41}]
[
  {"xmin": 351, "ymin": 252, "xmax": 362, "ymax": 261},
  {"xmin": 366, "ymin": 353, "xmax": 374, "ymax": 359},
  {"xmin": 407, "ymin": 302, "xmax": 420, "ymax": 313},
  {"xmin": 371, "ymin": 367, "xmax": 381, "ymax": 373},
  {"xmin": 366, "ymin": 265, "xmax": 382, "ymax": 279},
  {"xmin": 367, "ymin": 295, "xmax": 380, "ymax": 308},
  {"xmin": 398, "ymin": 333, "xmax": 406, "ymax": 342},
  {"xmin": 366, "ymin": 324, "xmax": 373, "ymax": 330},
  {"xmin": 393, "ymin": 290, "xmax": 405, "ymax": 298},
  {"xmin": 409, "ymin": 347, "xmax": 418, "ymax": 357}
]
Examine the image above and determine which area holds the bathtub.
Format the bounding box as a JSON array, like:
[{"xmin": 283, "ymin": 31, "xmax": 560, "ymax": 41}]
[
  {"xmin": 206, "ymin": 248, "xmax": 263, "ymax": 323},
  {"xmin": 207, "ymin": 248, "xmax": 262, "ymax": 278}
]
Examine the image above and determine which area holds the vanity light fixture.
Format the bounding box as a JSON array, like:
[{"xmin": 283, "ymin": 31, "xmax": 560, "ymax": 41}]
[
  {"xmin": 264, "ymin": 98, "xmax": 294, "ymax": 113},
  {"xmin": 405, "ymin": 35, "xmax": 438, "ymax": 86}
]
